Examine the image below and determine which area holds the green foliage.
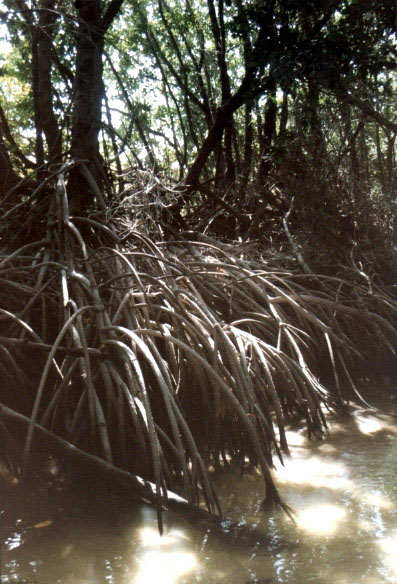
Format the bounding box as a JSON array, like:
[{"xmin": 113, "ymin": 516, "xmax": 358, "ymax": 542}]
[{"xmin": 0, "ymin": 0, "xmax": 396, "ymax": 246}]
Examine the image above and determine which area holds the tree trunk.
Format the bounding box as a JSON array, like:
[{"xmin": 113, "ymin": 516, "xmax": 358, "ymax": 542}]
[
  {"xmin": 340, "ymin": 101, "xmax": 361, "ymax": 188},
  {"xmin": 33, "ymin": 0, "xmax": 62, "ymax": 163},
  {"xmin": 277, "ymin": 91, "xmax": 289, "ymax": 147},
  {"xmin": 307, "ymin": 75, "xmax": 326, "ymax": 166},
  {"xmin": 184, "ymin": 89, "xmax": 248, "ymax": 191},
  {"xmin": 386, "ymin": 133, "xmax": 396, "ymax": 200},
  {"xmin": 207, "ymin": 0, "xmax": 235, "ymax": 184},
  {"xmin": 257, "ymin": 77, "xmax": 277, "ymax": 181},
  {"xmin": 184, "ymin": 10, "xmax": 271, "ymax": 194},
  {"xmin": 65, "ymin": 0, "xmax": 125, "ymax": 212},
  {"xmin": 0, "ymin": 130, "xmax": 20, "ymax": 199},
  {"xmin": 238, "ymin": 100, "xmax": 253, "ymax": 200},
  {"xmin": 67, "ymin": 0, "xmax": 105, "ymax": 213}
]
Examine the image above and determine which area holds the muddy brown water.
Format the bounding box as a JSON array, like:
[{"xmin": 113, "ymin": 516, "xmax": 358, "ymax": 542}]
[{"xmin": 1, "ymin": 398, "xmax": 397, "ymax": 584}]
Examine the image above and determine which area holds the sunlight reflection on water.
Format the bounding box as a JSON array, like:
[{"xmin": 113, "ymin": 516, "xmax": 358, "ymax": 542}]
[
  {"xmin": 296, "ymin": 504, "xmax": 346, "ymax": 535},
  {"xmin": 133, "ymin": 549, "xmax": 196, "ymax": 584},
  {"xmin": 130, "ymin": 511, "xmax": 197, "ymax": 584},
  {"xmin": 378, "ymin": 534, "xmax": 397, "ymax": 577},
  {"xmin": 4, "ymin": 531, "xmax": 22, "ymax": 551},
  {"xmin": 275, "ymin": 455, "xmax": 351, "ymax": 490}
]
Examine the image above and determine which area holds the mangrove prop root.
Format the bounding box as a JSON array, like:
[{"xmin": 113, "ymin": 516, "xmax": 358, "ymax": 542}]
[
  {"xmin": 1, "ymin": 181, "xmax": 397, "ymax": 532},
  {"xmin": 0, "ymin": 402, "xmax": 224, "ymax": 528}
]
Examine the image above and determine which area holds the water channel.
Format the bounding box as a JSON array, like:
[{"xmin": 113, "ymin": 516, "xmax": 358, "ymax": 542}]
[{"xmin": 2, "ymin": 397, "xmax": 397, "ymax": 584}]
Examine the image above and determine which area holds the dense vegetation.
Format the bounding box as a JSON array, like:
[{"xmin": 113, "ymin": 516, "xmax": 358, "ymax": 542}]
[{"xmin": 1, "ymin": 0, "xmax": 396, "ymax": 530}]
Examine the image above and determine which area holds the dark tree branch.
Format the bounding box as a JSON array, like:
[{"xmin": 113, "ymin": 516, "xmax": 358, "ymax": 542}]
[
  {"xmin": 334, "ymin": 82, "xmax": 397, "ymax": 134},
  {"xmin": 0, "ymin": 130, "xmax": 21, "ymax": 198},
  {"xmin": 101, "ymin": 0, "xmax": 125, "ymax": 33},
  {"xmin": 0, "ymin": 103, "xmax": 36, "ymax": 169},
  {"xmin": 184, "ymin": 73, "xmax": 272, "ymax": 192}
]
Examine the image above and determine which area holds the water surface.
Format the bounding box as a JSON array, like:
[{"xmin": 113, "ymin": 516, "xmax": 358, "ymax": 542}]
[{"xmin": 2, "ymin": 400, "xmax": 397, "ymax": 584}]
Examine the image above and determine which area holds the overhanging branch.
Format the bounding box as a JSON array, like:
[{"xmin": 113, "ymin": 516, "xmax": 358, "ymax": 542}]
[{"xmin": 334, "ymin": 82, "xmax": 397, "ymax": 134}]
